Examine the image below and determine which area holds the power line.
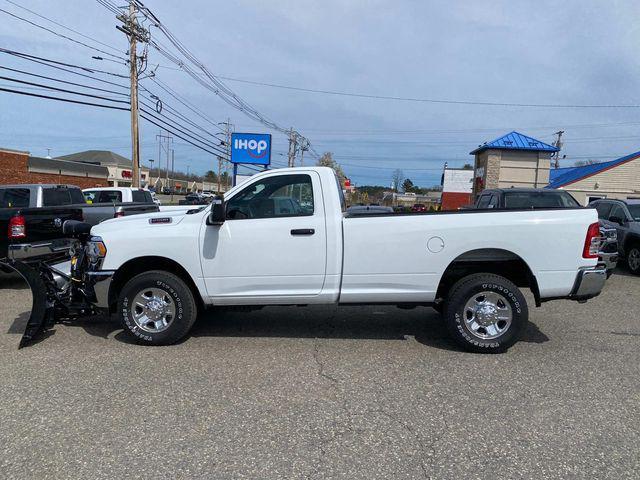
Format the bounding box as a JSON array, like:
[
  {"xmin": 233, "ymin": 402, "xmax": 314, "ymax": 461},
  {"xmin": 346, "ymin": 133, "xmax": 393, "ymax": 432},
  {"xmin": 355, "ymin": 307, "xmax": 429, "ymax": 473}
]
[
  {"xmin": 0, "ymin": 75, "xmax": 130, "ymax": 104},
  {"xmin": 148, "ymin": 77, "xmax": 225, "ymax": 132},
  {"xmin": 0, "ymin": 86, "xmax": 130, "ymax": 111},
  {"xmin": 139, "ymin": 105, "xmax": 228, "ymax": 156},
  {"xmin": 0, "ymin": 6, "xmax": 126, "ymax": 62},
  {"xmin": 140, "ymin": 112, "xmax": 226, "ymax": 158},
  {"xmin": 0, "ymin": 65, "xmax": 129, "ymax": 97},
  {"xmin": 0, "ymin": 47, "xmax": 129, "ymax": 81},
  {"xmin": 212, "ymin": 73, "xmax": 640, "ymax": 109},
  {"xmin": 3, "ymin": 0, "xmax": 123, "ymax": 55}
]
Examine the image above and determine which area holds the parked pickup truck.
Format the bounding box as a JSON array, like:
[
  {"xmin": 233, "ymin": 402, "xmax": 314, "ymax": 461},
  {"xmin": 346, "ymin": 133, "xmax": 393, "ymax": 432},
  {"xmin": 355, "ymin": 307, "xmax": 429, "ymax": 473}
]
[
  {"xmin": 469, "ymin": 188, "xmax": 618, "ymax": 276},
  {"xmin": 7, "ymin": 167, "xmax": 608, "ymax": 352},
  {"xmin": 0, "ymin": 185, "xmax": 83, "ymax": 262},
  {"xmin": 0, "ymin": 184, "xmax": 158, "ymax": 226}
]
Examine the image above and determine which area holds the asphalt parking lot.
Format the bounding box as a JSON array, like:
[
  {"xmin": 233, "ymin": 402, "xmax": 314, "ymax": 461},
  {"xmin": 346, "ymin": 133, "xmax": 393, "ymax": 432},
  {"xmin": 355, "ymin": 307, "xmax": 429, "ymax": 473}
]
[{"xmin": 0, "ymin": 271, "xmax": 638, "ymax": 479}]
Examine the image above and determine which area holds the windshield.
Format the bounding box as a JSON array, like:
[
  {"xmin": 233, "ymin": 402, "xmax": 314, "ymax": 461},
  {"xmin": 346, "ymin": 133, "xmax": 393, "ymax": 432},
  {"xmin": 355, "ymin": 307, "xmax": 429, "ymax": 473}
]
[
  {"xmin": 503, "ymin": 191, "xmax": 579, "ymax": 208},
  {"xmin": 628, "ymin": 204, "xmax": 640, "ymax": 221}
]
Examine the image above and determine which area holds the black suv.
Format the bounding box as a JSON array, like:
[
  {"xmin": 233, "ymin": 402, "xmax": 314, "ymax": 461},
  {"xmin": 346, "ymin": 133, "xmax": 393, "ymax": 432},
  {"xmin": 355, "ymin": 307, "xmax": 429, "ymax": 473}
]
[{"xmin": 590, "ymin": 199, "xmax": 640, "ymax": 275}]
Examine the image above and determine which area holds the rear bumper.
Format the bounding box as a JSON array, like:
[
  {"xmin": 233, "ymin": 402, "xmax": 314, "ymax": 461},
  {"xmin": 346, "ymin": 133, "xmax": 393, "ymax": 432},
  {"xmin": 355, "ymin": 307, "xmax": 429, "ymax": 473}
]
[
  {"xmin": 8, "ymin": 239, "xmax": 74, "ymax": 261},
  {"xmin": 569, "ymin": 266, "xmax": 607, "ymax": 302},
  {"xmin": 599, "ymin": 251, "xmax": 618, "ymax": 273}
]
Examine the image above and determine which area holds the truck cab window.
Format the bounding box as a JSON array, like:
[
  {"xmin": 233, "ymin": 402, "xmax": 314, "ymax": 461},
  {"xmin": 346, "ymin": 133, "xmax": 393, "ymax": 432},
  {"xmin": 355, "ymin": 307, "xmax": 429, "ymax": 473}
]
[
  {"xmin": 0, "ymin": 188, "xmax": 29, "ymax": 208},
  {"xmin": 476, "ymin": 194, "xmax": 491, "ymax": 209},
  {"xmin": 226, "ymin": 174, "xmax": 314, "ymax": 220},
  {"xmin": 98, "ymin": 191, "xmax": 122, "ymax": 203},
  {"xmin": 42, "ymin": 188, "xmax": 72, "ymax": 206},
  {"xmin": 594, "ymin": 202, "xmax": 612, "ymax": 219},
  {"xmin": 132, "ymin": 190, "xmax": 147, "ymax": 203}
]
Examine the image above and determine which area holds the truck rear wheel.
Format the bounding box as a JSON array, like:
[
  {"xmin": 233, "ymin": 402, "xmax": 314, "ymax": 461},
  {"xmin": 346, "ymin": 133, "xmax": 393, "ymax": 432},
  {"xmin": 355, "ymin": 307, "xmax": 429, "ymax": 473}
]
[
  {"xmin": 444, "ymin": 273, "xmax": 528, "ymax": 353},
  {"xmin": 118, "ymin": 270, "xmax": 197, "ymax": 345}
]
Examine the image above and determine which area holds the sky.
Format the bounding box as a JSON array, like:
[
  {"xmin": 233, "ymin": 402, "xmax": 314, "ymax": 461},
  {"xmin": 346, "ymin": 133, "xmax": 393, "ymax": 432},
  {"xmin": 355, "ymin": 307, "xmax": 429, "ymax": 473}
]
[{"xmin": 1, "ymin": 0, "xmax": 639, "ymax": 187}]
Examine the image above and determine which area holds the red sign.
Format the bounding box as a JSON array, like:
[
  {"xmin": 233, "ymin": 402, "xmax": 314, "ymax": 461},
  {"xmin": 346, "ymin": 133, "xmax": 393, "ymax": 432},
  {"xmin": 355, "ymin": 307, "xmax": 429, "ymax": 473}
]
[
  {"xmin": 344, "ymin": 179, "xmax": 351, "ymax": 187},
  {"xmin": 121, "ymin": 170, "xmax": 132, "ymax": 178}
]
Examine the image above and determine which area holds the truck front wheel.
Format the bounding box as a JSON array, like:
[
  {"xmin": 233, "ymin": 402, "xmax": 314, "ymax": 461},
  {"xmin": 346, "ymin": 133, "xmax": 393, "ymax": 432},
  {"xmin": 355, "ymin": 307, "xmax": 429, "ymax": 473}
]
[
  {"xmin": 118, "ymin": 270, "xmax": 197, "ymax": 345},
  {"xmin": 444, "ymin": 273, "xmax": 528, "ymax": 353}
]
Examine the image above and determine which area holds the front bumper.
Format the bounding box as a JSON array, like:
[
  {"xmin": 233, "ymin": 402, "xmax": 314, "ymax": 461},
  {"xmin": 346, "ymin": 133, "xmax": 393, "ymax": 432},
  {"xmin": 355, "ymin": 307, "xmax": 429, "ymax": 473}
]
[
  {"xmin": 50, "ymin": 260, "xmax": 115, "ymax": 310},
  {"xmin": 85, "ymin": 270, "xmax": 115, "ymax": 309},
  {"xmin": 570, "ymin": 266, "xmax": 607, "ymax": 302}
]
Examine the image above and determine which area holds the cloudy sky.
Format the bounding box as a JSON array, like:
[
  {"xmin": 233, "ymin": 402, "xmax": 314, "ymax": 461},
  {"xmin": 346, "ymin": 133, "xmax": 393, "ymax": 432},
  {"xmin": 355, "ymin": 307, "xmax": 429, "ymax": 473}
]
[{"xmin": 1, "ymin": 0, "xmax": 639, "ymax": 187}]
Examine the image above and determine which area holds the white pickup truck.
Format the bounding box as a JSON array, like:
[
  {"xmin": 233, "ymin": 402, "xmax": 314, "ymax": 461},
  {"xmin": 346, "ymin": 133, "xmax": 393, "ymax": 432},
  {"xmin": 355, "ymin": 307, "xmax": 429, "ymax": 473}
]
[{"xmin": 49, "ymin": 166, "xmax": 605, "ymax": 353}]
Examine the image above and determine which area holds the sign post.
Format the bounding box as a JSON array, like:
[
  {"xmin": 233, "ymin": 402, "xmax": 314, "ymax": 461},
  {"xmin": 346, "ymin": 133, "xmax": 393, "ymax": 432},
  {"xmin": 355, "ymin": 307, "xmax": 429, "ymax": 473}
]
[{"xmin": 230, "ymin": 132, "xmax": 272, "ymax": 186}]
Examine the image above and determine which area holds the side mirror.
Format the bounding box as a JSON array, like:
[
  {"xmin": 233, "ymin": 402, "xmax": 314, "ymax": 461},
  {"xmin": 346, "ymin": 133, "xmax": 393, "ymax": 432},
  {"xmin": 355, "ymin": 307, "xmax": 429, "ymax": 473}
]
[
  {"xmin": 208, "ymin": 196, "xmax": 225, "ymax": 225},
  {"xmin": 609, "ymin": 216, "xmax": 625, "ymax": 226}
]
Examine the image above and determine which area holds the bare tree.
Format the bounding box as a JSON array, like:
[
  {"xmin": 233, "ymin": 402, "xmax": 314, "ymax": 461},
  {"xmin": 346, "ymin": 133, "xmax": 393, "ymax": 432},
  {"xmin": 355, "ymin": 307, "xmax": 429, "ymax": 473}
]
[
  {"xmin": 316, "ymin": 152, "xmax": 346, "ymax": 181},
  {"xmin": 391, "ymin": 169, "xmax": 404, "ymax": 192}
]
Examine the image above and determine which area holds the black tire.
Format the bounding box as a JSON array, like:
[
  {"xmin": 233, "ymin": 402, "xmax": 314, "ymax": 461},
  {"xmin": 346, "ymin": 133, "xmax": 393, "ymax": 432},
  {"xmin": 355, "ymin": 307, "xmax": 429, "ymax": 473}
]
[
  {"xmin": 626, "ymin": 245, "xmax": 640, "ymax": 275},
  {"xmin": 444, "ymin": 273, "xmax": 528, "ymax": 353},
  {"xmin": 118, "ymin": 270, "xmax": 197, "ymax": 345}
]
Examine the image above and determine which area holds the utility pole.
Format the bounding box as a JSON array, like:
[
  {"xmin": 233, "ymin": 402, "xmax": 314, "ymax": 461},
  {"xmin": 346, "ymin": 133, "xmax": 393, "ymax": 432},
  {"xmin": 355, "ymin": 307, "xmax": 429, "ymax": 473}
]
[
  {"xmin": 552, "ymin": 130, "xmax": 564, "ymax": 169},
  {"xmin": 287, "ymin": 128, "xmax": 298, "ymax": 168},
  {"xmin": 218, "ymin": 119, "xmax": 233, "ymax": 189},
  {"xmin": 156, "ymin": 131, "xmax": 172, "ymax": 191},
  {"xmin": 117, "ymin": 1, "xmax": 149, "ymax": 188}
]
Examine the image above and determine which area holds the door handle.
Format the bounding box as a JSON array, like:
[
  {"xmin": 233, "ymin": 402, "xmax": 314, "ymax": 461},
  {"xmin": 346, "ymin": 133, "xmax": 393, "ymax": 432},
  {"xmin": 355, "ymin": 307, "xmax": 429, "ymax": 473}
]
[{"xmin": 290, "ymin": 228, "xmax": 315, "ymax": 236}]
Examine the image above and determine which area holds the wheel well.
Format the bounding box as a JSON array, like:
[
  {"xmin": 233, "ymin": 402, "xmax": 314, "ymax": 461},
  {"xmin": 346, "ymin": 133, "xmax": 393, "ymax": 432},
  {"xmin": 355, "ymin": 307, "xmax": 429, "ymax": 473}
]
[
  {"xmin": 108, "ymin": 256, "xmax": 203, "ymax": 313},
  {"xmin": 436, "ymin": 249, "xmax": 541, "ymax": 306},
  {"xmin": 624, "ymin": 235, "xmax": 640, "ymax": 254}
]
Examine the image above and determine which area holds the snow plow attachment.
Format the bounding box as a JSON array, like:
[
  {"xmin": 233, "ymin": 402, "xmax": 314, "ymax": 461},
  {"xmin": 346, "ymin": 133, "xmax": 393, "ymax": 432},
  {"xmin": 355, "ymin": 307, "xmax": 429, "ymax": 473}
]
[
  {"xmin": 1, "ymin": 259, "xmax": 55, "ymax": 348},
  {"xmin": 2, "ymin": 220, "xmax": 96, "ymax": 348}
]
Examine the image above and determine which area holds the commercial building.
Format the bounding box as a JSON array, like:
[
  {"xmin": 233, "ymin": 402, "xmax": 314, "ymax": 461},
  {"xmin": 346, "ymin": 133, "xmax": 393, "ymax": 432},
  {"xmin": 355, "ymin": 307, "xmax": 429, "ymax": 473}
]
[
  {"xmin": 441, "ymin": 168, "xmax": 473, "ymax": 210},
  {"xmin": 546, "ymin": 150, "xmax": 640, "ymax": 205},
  {"xmin": 470, "ymin": 131, "xmax": 558, "ymax": 197},
  {"xmin": 0, "ymin": 147, "xmax": 108, "ymax": 188},
  {"xmin": 56, "ymin": 150, "xmax": 150, "ymax": 187},
  {"xmin": 382, "ymin": 191, "xmax": 441, "ymax": 209}
]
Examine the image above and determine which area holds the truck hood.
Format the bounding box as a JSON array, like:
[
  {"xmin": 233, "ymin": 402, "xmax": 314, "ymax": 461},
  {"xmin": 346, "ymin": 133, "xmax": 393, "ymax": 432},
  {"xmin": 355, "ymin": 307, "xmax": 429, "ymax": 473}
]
[{"xmin": 91, "ymin": 208, "xmax": 200, "ymax": 235}]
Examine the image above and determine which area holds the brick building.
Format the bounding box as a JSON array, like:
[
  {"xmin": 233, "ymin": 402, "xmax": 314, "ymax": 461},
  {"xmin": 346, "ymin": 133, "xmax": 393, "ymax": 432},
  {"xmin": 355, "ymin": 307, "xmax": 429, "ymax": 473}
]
[
  {"xmin": 441, "ymin": 167, "xmax": 473, "ymax": 210},
  {"xmin": 0, "ymin": 147, "xmax": 108, "ymax": 188}
]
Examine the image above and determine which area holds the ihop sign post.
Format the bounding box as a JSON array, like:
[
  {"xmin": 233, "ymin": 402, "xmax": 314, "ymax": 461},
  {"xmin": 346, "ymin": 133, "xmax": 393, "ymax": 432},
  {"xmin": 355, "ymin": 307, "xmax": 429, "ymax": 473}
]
[{"xmin": 230, "ymin": 132, "xmax": 272, "ymax": 186}]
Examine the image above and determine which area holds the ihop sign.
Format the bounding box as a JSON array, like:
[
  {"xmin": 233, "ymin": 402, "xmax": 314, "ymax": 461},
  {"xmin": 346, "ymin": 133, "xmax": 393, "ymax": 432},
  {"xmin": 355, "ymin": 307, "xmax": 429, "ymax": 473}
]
[{"xmin": 230, "ymin": 132, "xmax": 272, "ymax": 166}]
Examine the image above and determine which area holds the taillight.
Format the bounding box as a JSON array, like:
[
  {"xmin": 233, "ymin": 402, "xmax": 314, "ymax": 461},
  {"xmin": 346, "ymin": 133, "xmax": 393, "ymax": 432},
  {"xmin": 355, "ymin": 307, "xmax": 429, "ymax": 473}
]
[
  {"xmin": 583, "ymin": 222, "xmax": 601, "ymax": 259},
  {"xmin": 8, "ymin": 215, "xmax": 26, "ymax": 239},
  {"xmin": 114, "ymin": 211, "xmax": 124, "ymax": 218}
]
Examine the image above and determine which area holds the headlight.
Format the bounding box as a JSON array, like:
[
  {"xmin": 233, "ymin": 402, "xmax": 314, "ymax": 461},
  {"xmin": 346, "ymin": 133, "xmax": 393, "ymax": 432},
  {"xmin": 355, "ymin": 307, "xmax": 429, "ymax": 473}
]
[{"xmin": 86, "ymin": 236, "xmax": 107, "ymax": 262}]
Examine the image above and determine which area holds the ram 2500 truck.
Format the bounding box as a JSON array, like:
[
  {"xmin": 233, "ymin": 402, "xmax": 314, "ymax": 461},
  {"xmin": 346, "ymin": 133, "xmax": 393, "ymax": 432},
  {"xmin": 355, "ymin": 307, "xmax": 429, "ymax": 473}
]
[
  {"xmin": 0, "ymin": 184, "xmax": 158, "ymax": 226},
  {"xmin": 7, "ymin": 167, "xmax": 608, "ymax": 352}
]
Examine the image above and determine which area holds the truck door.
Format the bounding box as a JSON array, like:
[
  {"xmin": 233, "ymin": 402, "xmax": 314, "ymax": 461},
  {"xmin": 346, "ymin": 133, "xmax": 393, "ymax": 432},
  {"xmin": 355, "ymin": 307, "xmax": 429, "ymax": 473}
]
[{"xmin": 200, "ymin": 171, "xmax": 327, "ymax": 301}]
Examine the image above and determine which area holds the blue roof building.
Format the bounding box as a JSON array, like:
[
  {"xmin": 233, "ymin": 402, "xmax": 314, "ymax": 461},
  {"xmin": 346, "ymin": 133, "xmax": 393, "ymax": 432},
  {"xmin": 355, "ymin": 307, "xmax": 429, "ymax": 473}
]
[
  {"xmin": 545, "ymin": 150, "xmax": 640, "ymax": 205},
  {"xmin": 470, "ymin": 131, "xmax": 559, "ymax": 196},
  {"xmin": 470, "ymin": 131, "xmax": 559, "ymax": 155}
]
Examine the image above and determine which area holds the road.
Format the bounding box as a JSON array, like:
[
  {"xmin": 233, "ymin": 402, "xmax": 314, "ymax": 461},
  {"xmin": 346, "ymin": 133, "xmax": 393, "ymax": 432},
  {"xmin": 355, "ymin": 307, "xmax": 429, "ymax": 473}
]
[{"xmin": 0, "ymin": 271, "xmax": 638, "ymax": 479}]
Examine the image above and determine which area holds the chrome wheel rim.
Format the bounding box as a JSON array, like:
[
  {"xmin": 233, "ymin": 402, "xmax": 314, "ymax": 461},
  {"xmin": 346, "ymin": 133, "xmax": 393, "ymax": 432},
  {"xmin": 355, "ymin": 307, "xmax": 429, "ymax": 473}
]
[
  {"xmin": 629, "ymin": 249, "xmax": 640, "ymax": 271},
  {"xmin": 132, "ymin": 287, "xmax": 175, "ymax": 333},
  {"xmin": 463, "ymin": 291, "xmax": 512, "ymax": 340}
]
